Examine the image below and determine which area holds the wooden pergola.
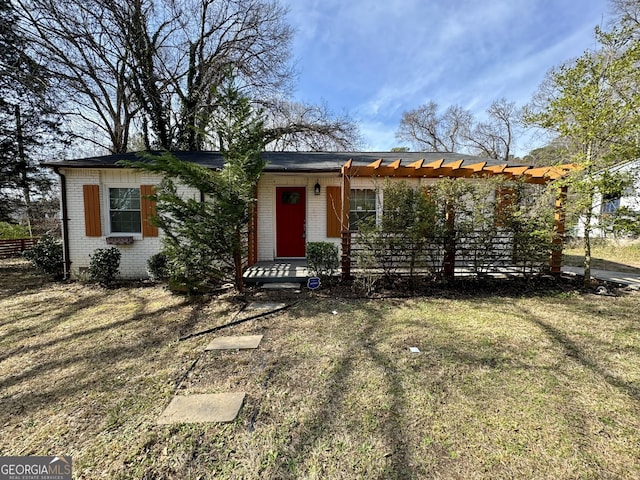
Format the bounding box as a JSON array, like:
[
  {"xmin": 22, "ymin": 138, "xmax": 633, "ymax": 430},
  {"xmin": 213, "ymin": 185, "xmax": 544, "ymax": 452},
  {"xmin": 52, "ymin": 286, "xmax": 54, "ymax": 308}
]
[
  {"xmin": 338, "ymin": 158, "xmax": 581, "ymax": 278},
  {"xmin": 341, "ymin": 158, "xmax": 579, "ymax": 183}
]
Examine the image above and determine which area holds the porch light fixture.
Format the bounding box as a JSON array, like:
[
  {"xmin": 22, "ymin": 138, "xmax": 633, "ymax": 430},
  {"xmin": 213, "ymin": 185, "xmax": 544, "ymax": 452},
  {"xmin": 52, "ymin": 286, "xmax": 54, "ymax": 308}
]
[{"xmin": 314, "ymin": 180, "xmax": 321, "ymax": 195}]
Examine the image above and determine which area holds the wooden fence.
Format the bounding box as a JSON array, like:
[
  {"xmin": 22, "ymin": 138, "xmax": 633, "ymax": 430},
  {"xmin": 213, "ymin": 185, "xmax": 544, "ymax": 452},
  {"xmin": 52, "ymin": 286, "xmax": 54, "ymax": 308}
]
[{"xmin": 0, "ymin": 238, "xmax": 39, "ymax": 258}]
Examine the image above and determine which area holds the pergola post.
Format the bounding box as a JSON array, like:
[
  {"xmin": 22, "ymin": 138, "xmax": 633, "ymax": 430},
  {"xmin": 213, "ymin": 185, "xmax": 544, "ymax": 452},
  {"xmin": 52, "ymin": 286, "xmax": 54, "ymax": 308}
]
[
  {"xmin": 340, "ymin": 170, "xmax": 351, "ymax": 281},
  {"xmin": 247, "ymin": 187, "xmax": 258, "ymax": 266},
  {"xmin": 443, "ymin": 201, "xmax": 456, "ymax": 280},
  {"xmin": 550, "ymin": 185, "xmax": 567, "ymax": 274}
]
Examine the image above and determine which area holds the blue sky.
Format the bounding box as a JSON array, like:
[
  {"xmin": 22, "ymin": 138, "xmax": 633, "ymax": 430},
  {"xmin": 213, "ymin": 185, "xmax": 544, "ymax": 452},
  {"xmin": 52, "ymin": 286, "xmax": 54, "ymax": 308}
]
[{"xmin": 285, "ymin": 0, "xmax": 611, "ymax": 156}]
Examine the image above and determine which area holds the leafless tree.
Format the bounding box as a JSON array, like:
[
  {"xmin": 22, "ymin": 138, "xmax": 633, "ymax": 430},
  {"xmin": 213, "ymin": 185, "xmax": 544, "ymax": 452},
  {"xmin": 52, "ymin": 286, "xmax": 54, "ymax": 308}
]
[
  {"xmin": 465, "ymin": 98, "xmax": 521, "ymax": 161},
  {"xmin": 262, "ymin": 99, "xmax": 362, "ymax": 151},
  {"xmin": 15, "ymin": 0, "xmax": 360, "ymax": 153},
  {"xmin": 395, "ymin": 101, "xmax": 472, "ymax": 152},
  {"xmin": 14, "ymin": 0, "xmax": 136, "ymax": 153},
  {"xmin": 110, "ymin": 0, "xmax": 296, "ymax": 150},
  {"xmin": 609, "ymin": 0, "xmax": 640, "ymax": 32}
]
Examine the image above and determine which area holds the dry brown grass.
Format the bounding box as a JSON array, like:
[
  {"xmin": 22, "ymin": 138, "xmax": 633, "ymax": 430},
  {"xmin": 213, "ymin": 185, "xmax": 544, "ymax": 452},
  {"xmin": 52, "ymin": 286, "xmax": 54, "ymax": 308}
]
[
  {"xmin": 1, "ymin": 259, "xmax": 640, "ymax": 479},
  {"xmin": 564, "ymin": 239, "xmax": 640, "ymax": 273}
]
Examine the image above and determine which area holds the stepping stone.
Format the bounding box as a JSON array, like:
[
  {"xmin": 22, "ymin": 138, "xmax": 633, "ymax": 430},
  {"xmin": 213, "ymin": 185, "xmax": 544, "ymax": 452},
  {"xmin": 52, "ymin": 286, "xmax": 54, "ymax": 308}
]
[
  {"xmin": 205, "ymin": 335, "xmax": 263, "ymax": 351},
  {"xmin": 157, "ymin": 393, "xmax": 245, "ymax": 424},
  {"xmin": 246, "ymin": 301, "xmax": 287, "ymax": 311}
]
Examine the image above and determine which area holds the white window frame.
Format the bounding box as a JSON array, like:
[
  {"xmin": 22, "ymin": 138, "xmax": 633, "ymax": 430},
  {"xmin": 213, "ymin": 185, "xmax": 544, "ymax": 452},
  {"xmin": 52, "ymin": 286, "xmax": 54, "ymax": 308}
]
[
  {"xmin": 349, "ymin": 188, "xmax": 378, "ymax": 230},
  {"xmin": 601, "ymin": 193, "xmax": 621, "ymax": 215},
  {"xmin": 107, "ymin": 186, "xmax": 142, "ymax": 235}
]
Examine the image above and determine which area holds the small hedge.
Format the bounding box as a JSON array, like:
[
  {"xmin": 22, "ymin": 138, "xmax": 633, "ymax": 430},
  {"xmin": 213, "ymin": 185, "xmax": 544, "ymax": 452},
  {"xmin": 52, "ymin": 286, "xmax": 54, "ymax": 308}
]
[
  {"xmin": 147, "ymin": 251, "xmax": 169, "ymax": 281},
  {"xmin": 23, "ymin": 235, "xmax": 63, "ymax": 278},
  {"xmin": 307, "ymin": 241, "xmax": 339, "ymax": 279},
  {"xmin": 89, "ymin": 247, "xmax": 121, "ymax": 287}
]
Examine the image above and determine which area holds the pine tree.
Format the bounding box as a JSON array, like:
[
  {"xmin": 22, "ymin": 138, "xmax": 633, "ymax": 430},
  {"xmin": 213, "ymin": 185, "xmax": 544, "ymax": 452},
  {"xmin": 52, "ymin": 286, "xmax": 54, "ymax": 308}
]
[
  {"xmin": 129, "ymin": 76, "xmax": 265, "ymax": 293},
  {"xmin": 0, "ymin": 0, "xmax": 63, "ymax": 231}
]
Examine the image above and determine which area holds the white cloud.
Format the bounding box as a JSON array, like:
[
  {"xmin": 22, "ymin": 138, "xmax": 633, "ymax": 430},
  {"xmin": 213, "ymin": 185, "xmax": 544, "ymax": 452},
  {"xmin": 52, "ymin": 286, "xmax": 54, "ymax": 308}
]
[{"xmin": 285, "ymin": 0, "xmax": 610, "ymax": 154}]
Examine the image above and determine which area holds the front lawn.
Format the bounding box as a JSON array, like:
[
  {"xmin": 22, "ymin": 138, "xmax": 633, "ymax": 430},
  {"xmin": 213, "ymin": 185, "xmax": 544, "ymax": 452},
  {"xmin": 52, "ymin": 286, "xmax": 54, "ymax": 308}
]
[
  {"xmin": 564, "ymin": 239, "xmax": 640, "ymax": 273},
  {"xmin": 1, "ymin": 259, "xmax": 639, "ymax": 479}
]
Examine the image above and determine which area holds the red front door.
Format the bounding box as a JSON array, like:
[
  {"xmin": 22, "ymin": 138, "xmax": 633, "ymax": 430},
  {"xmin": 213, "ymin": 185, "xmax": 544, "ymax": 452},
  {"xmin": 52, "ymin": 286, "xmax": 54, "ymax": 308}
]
[{"xmin": 276, "ymin": 187, "xmax": 306, "ymax": 257}]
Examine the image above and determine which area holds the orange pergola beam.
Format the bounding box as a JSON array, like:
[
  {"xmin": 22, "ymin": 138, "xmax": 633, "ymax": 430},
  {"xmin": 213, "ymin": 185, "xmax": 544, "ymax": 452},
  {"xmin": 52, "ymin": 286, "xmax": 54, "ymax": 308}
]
[{"xmin": 342, "ymin": 159, "xmax": 580, "ymax": 184}]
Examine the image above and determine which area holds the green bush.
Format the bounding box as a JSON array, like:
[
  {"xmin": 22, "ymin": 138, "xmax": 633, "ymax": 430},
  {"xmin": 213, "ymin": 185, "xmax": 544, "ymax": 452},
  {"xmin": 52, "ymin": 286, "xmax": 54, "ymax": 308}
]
[
  {"xmin": 89, "ymin": 247, "xmax": 121, "ymax": 287},
  {"xmin": 147, "ymin": 251, "xmax": 169, "ymax": 281},
  {"xmin": 23, "ymin": 235, "xmax": 63, "ymax": 278},
  {"xmin": 307, "ymin": 241, "xmax": 339, "ymax": 279},
  {"xmin": 0, "ymin": 222, "xmax": 30, "ymax": 240},
  {"xmin": 163, "ymin": 242, "xmax": 226, "ymax": 294}
]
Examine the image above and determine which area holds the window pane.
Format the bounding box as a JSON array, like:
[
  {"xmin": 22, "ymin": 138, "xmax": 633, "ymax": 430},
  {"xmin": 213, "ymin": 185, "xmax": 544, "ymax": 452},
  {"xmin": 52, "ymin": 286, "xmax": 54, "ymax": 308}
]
[
  {"xmin": 349, "ymin": 211, "xmax": 376, "ymax": 229},
  {"xmin": 110, "ymin": 188, "xmax": 140, "ymax": 210},
  {"xmin": 349, "ymin": 189, "xmax": 376, "ymax": 230},
  {"xmin": 110, "ymin": 211, "xmax": 142, "ymax": 233},
  {"xmin": 601, "ymin": 196, "xmax": 620, "ymax": 214},
  {"xmin": 282, "ymin": 191, "xmax": 301, "ymax": 204}
]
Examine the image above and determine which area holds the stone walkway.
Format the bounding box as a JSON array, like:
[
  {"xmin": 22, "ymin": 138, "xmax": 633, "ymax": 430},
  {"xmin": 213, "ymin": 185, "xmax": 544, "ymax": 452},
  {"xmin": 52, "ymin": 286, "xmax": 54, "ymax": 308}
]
[
  {"xmin": 157, "ymin": 393, "xmax": 246, "ymax": 424},
  {"xmin": 205, "ymin": 335, "xmax": 263, "ymax": 351},
  {"xmin": 157, "ymin": 303, "xmax": 281, "ymax": 425},
  {"xmin": 562, "ymin": 266, "xmax": 640, "ymax": 290}
]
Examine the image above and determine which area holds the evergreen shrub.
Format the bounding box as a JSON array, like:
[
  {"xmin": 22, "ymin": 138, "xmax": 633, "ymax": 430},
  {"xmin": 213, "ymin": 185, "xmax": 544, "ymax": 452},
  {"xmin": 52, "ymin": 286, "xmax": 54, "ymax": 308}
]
[{"xmin": 89, "ymin": 247, "xmax": 121, "ymax": 287}]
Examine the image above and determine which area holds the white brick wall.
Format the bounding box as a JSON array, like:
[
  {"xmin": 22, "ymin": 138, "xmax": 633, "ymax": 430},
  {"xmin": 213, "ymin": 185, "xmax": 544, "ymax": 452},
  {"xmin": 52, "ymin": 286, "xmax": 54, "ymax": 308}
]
[
  {"xmin": 61, "ymin": 168, "xmax": 199, "ymax": 279},
  {"xmin": 61, "ymin": 168, "xmax": 438, "ymax": 276},
  {"xmin": 255, "ymin": 174, "xmax": 431, "ymax": 261}
]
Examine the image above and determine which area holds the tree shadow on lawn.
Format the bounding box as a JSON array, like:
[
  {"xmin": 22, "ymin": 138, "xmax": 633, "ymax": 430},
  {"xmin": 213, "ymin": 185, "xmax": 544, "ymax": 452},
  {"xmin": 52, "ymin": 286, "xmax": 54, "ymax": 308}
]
[
  {"xmin": 0, "ymin": 259, "xmax": 55, "ymax": 299},
  {"xmin": 0, "ymin": 291, "xmax": 111, "ymax": 355},
  {"xmin": 265, "ymin": 300, "xmax": 414, "ymax": 479},
  {"xmin": 524, "ymin": 311, "xmax": 640, "ymax": 402},
  {"xmin": 0, "ymin": 292, "xmax": 207, "ymax": 425},
  {"xmin": 263, "ymin": 294, "xmax": 640, "ymax": 478}
]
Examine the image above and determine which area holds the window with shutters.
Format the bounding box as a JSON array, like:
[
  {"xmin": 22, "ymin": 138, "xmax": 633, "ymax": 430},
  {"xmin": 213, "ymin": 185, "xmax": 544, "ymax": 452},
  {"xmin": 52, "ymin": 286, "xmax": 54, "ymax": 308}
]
[{"xmin": 109, "ymin": 187, "xmax": 142, "ymax": 233}]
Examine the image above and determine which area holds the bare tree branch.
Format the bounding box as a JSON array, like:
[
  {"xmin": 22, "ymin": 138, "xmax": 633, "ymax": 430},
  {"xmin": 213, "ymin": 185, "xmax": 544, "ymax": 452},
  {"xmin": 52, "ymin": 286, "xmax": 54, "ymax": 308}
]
[
  {"xmin": 395, "ymin": 101, "xmax": 472, "ymax": 152},
  {"xmin": 261, "ymin": 99, "xmax": 362, "ymax": 151}
]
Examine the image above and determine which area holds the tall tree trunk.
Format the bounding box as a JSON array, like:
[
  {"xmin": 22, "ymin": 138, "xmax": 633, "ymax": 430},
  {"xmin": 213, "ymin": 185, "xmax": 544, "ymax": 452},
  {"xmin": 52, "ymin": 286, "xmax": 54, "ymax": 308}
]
[
  {"xmin": 15, "ymin": 105, "xmax": 33, "ymax": 236},
  {"xmin": 233, "ymin": 226, "xmax": 245, "ymax": 293},
  {"xmin": 583, "ymin": 202, "xmax": 593, "ymax": 288},
  {"xmin": 583, "ymin": 146, "xmax": 594, "ymax": 288}
]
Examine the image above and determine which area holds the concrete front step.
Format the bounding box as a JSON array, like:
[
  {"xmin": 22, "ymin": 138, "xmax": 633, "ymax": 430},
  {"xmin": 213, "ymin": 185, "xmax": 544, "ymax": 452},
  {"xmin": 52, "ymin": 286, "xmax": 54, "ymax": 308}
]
[{"xmin": 259, "ymin": 282, "xmax": 302, "ymax": 290}]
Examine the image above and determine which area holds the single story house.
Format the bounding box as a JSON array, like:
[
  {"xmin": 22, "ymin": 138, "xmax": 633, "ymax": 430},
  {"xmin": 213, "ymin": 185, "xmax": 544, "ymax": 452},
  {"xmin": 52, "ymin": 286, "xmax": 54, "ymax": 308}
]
[{"xmin": 43, "ymin": 151, "xmax": 577, "ymax": 279}]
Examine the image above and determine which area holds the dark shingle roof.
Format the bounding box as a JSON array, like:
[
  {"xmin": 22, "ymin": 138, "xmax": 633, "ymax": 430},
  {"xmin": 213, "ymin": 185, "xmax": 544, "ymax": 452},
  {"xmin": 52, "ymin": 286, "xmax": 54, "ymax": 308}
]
[{"xmin": 42, "ymin": 151, "xmax": 521, "ymax": 172}]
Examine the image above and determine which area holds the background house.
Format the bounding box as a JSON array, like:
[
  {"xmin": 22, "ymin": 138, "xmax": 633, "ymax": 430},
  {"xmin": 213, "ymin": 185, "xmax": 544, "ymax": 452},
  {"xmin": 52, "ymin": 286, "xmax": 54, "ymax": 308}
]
[{"xmin": 574, "ymin": 159, "xmax": 640, "ymax": 238}]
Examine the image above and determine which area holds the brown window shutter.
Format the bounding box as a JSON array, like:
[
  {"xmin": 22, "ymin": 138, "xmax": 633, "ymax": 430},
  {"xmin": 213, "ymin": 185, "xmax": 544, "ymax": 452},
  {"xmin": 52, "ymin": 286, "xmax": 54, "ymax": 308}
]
[
  {"xmin": 326, "ymin": 186, "xmax": 342, "ymax": 238},
  {"xmin": 140, "ymin": 185, "xmax": 158, "ymax": 237},
  {"xmin": 83, "ymin": 184, "xmax": 102, "ymax": 237}
]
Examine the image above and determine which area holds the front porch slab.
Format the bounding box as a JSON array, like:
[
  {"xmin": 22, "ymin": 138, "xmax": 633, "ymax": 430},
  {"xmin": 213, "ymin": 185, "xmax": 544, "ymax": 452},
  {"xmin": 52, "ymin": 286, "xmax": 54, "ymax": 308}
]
[
  {"xmin": 157, "ymin": 393, "xmax": 246, "ymax": 424},
  {"xmin": 205, "ymin": 335, "xmax": 264, "ymax": 351},
  {"xmin": 243, "ymin": 260, "xmax": 309, "ymax": 284}
]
